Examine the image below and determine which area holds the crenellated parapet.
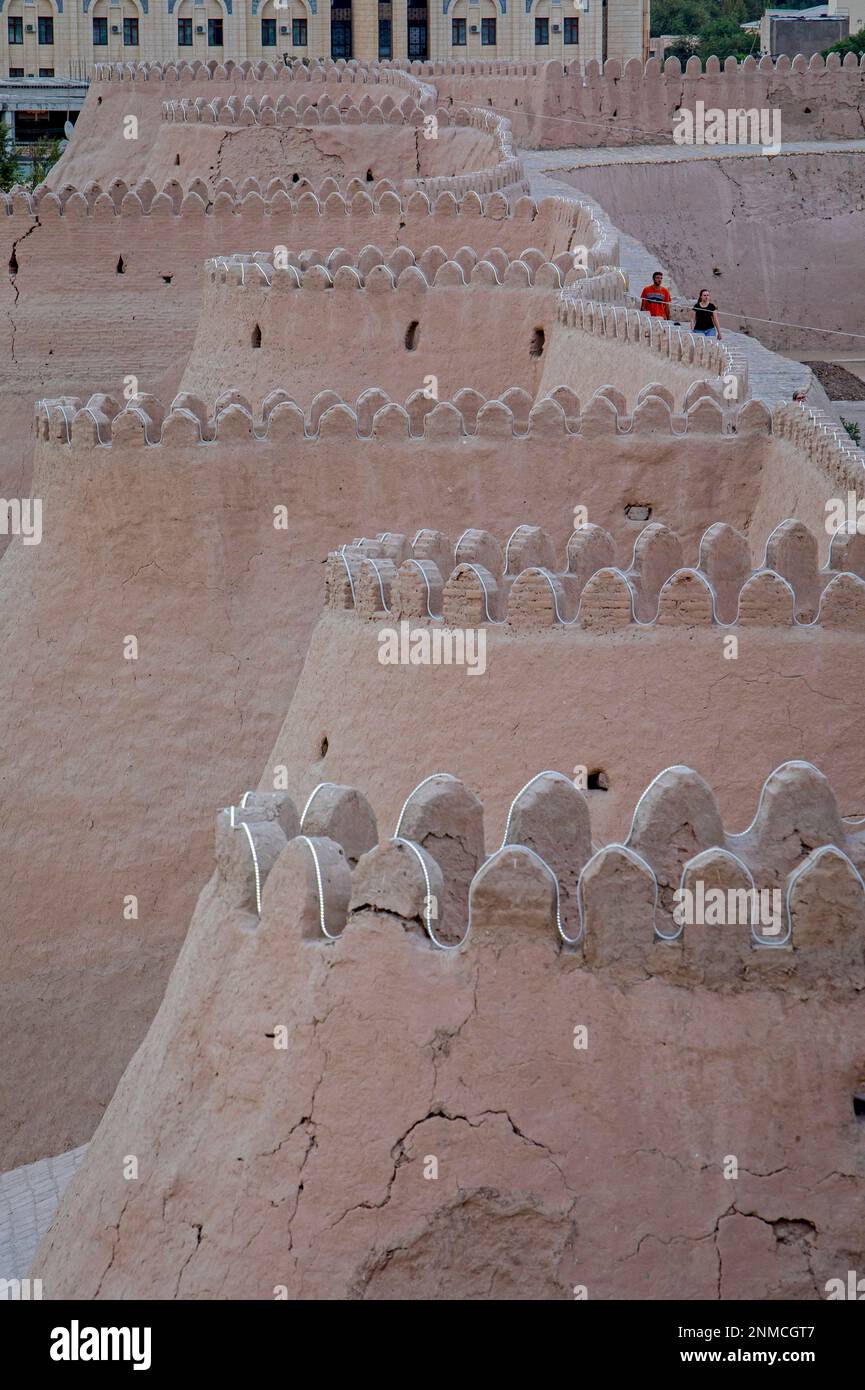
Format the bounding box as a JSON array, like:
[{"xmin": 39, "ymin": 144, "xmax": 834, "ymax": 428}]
[
  {"xmin": 35, "ymin": 384, "xmax": 773, "ymax": 450},
  {"xmin": 413, "ymin": 53, "xmax": 865, "ymax": 149},
  {"xmin": 92, "ymin": 58, "xmax": 437, "ymax": 106},
  {"xmin": 3, "ymin": 180, "xmax": 560, "ymax": 233},
  {"xmin": 216, "ymin": 764, "xmax": 865, "ymax": 990},
  {"xmin": 203, "ymin": 245, "xmax": 573, "ymax": 292},
  {"xmin": 160, "ymin": 92, "xmax": 432, "ymax": 128},
  {"xmin": 774, "ymin": 401, "xmax": 865, "ymax": 496},
  {"xmin": 557, "ymin": 293, "xmax": 748, "ymax": 403},
  {"xmin": 324, "ymin": 517, "xmax": 865, "ymax": 632}
]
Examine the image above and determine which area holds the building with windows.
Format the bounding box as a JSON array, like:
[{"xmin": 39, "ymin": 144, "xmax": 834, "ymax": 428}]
[{"xmin": 0, "ymin": 0, "xmax": 648, "ymax": 80}]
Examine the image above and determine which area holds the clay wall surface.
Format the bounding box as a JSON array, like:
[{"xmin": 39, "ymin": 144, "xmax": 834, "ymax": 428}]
[
  {"xmin": 267, "ymin": 609, "xmax": 865, "ymax": 851},
  {"xmin": 563, "ymin": 151, "xmax": 865, "ymax": 352},
  {"xmin": 44, "ymin": 63, "xmax": 436, "ymax": 189},
  {"xmin": 426, "ymin": 53, "xmax": 865, "ymax": 149},
  {"xmin": 184, "ymin": 275, "xmax": 563, "ymax": 405},
  {"xmin": 0, "ymin": 411, "xmax": 834, "ymax": 1168},
  {"xmin": 0, "ymin": 193, "xmax": 580, "ymax": 504},
  {"xmin": 32, "ymin": 765, "xmax": 865, "ymax": 1298},
  {"xmin": 182, "ymin": 276, "xmax": 715, "ymax": 410},
  {"xmin": 114, "ymin": 122, "xmax": 507, "ymax": 197}
]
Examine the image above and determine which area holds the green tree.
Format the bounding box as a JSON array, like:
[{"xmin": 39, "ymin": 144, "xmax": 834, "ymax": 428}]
[
  {"xmin": 697, "ymin": 15, "xmax": 756, "ymax": 62},
  {"xmin": 27, "ymin": 137, "xmax": 61, "ymax": 191},
  {"xmin": 822, "ymin": 26, "xmax": 865, "ymax": 58},
  {"xmin": 650, "ymin": 0, "xmax": 708, "ymax": 37},
  {"xmin": 0, "ymin": 122, "xmax": 21, "ymax": 192}
]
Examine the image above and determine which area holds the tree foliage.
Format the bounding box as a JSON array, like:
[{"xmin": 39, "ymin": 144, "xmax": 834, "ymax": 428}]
[
  {"xmin": 822, "ymin": 26, "xmax": 865, "ymax": 58},
  {"xmin": 651, "ymin": 0, "xmax": 804, "ymax": 62}
]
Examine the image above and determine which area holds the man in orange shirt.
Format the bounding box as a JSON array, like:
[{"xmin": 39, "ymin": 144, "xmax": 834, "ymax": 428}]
[{"xmin": 640, "ymin": 271, "xmax": 671, "ymax": 320}]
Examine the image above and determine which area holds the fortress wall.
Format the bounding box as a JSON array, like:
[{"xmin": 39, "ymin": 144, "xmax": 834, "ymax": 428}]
[
  {"xmin": 181, "ymin": 279, "xmax": 562, "ymax": 405},
  {"xmin": 55, "ymin": 55, "xmax": 865, "ymax": 174},
  {"xmin": 265, "ymin": 613, "xmax": 865, "ymax": 853},
  {"xmin": 0, "ymin": 416, "xmax": 816, "ymax": 1167},
  {"xmin": 119, "ymin": 122, "xmax": 508, "ymax": 197},
  {"xmin": 563, "ymin": 151, "xmax": 865, "ymax": 352},
  {"xmin": 0, "ymin": 193, "xmax": 588, "ymax": 501},
  {"xmin": 329, "ymin": 516, "xmax": 865, "ymax": 629},
  {"xmin": 425, "ymin": 54, "xmax": 865, "ymax": 149},
  {"xmin": 32, "ymin": 765, "xmax": 865, "ymax": 1298},
  {"xmin": 45, "ymin": 63, "xmax": 431, "ymax": 189},
  {"xmin": 179, "ymin": 263, "xmax": 715, "ymax": 411}
]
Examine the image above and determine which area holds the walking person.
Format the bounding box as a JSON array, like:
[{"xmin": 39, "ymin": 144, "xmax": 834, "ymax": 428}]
[
  {"xmin": 692, "ymin": 289, "xmax": 722, "ymax": 340},
  {"xmin": 640, "ymin": 270, "xmax": 671, "ymax": 320}
]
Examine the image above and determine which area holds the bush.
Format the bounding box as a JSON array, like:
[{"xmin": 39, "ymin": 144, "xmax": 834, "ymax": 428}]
[
  {"xmin": 822, "ymin": 26, "xmax": 865, "ymax": 58},
  {"xmin": 0, "ymin": 124, "xmax": 21, "ymax": 192},
  {"xmin": 842, "ymin": 418, "xmax": 862, "ymax": 447}
]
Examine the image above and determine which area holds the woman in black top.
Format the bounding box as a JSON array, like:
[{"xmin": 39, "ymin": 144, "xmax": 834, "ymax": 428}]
[{"xmin": 692, "ymin": 289, "xmax": 721, "ymax": 339}]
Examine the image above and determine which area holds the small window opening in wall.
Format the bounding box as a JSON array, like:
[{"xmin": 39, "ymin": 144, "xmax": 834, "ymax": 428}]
[
  {"xmin": 625, "ymin": 503, "xmax": 652, "ymax": 523},
  {"xmin": 292, "ymin": 172, "xmax": 300, "ymax": 183},
  {"xmin": 251, "ymin": 323, "xmax": 262, "ymax": 349},
  {"xmin": 587, "ymin": 769, "xmax": 609, "ymax": 791},
  {"xmin": 97, "ymin": 96, "xmax": 103, "ymax": 105},
  {"xmin": 174, "ymin": 153, "xmax": 181, "ymax": 166},
  {"xmin": 529, "ymin": 327, "xmax": 545, "ymax": 358},
  {"xmin": 9, "ymin": 250, "xmax": 18, "ymax": 275},
  {"xmin": 366, "ymin": 168, "xmax": 374, "ymax": 182},
  {"xmin": 803, "ymin": 106, "xmax": 811, "ymax": 114},
  {"xmin": 854, "ymin": 1088, "xmax": 865, "ymax": 1119},
  {"xmin": 405, "ymin": 320, "xmax": 419, "ymax": 351},
  {"xmin": 319, "ymin": 735, "xmax": 329, "ymax": 759},
  {"xmin": 116, "ymin": 255, "xmax": 126, "ymax": 274},
  {"xmin": 162, "ymin": 274, "xmax": 173, "ymax": 284}
]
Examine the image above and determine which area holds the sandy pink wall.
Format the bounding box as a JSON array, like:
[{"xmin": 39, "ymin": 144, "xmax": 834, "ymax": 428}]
[
  {"xmin": 430, "ymin": 57, "xmax": 865, "ymax": 149},
  {"xmin": 0, "ymin": 422, "xmax": 799, "ymax": 1166},
  {"xmin": 562, "ymin": 152, "xmax": 865, "ymax": 351}
]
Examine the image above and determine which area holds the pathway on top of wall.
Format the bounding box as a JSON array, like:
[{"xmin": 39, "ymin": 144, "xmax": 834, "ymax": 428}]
[
  {"xmin": 0, "ymin": 1144, "xmax": 89, "ymax": 1284},
  {"xmin": 522, "ymin": 141, "xmax": 865, "ymax": 408}
]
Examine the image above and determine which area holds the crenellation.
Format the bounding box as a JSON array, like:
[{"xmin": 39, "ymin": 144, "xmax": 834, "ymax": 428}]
[
  {"xmin": 320, "ymin": 515, "xmax": 865, "ymax": 632},
  {"xmin": 228, "ymin": 761, "xmax": 865, "ymax": 989}
]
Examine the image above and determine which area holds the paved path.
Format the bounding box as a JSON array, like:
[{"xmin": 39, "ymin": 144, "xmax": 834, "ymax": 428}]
[
  {"xmin": 0, "ymin": 1144, "xmax": 88, "ymax": 1284},
  {"xmin": 521, "ymin": 142, "xmax": 865, "ymax": 406}
]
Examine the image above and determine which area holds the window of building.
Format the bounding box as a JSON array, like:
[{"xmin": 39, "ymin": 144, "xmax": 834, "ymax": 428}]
[
  {"xmin": 378, "ymin": 0, "xmax": 391, "ymax": 58},
  {"xmin": 37, "ymin": 15, "xmax": 54, "ymax": 44},
  {"xmin": 9, "ymin": 67, "xmax": 25, "ymax": 76},
  {"xmin": 39, "ymin": 66, "xmax": 55, "ymax": 75},
  {"xmin": 481, "ymin": 16, "xmax": 495, "ymax": 43},
  {"xmin": 8, "ymin": 16, "xmax": 24, "ymax": 43},
  {"xmin": 261, "ymin": 16, "xmax": 276, "ymax": 45},
  {"xmin": 292, "ymin": 16, "xmax": 307, "ymax": 44},
  {"xmin": 534, "ymin": 16, "xmax": 549, "ymax": 44},
  {"xmin": 123, "ymin": 16, "xmax": 139, "ymax": 45},
  {"xmin": 451, "ymin": 16, "xmax": 465, "ymax": 44},
  {"xmin": 92, "ymin": 15, "xmax": 108, "ymax": 44},
  {"xmin": 208, "ymin": 16, "xmax": 223, "ymax": 45},
  {"xmin": 407, "ymin": 0, "xmax": 427, "ymax": 59},
  {"xmin": 563, "ymin": 15, "xmax": 578, "ymax": 42},
  {"xmin": 178, "ymin": 16, "xmax": 193, "ymax": 44},
  {"xmin": 331, "ymin": 2, "xmax": 351, "ymax": 59}
]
